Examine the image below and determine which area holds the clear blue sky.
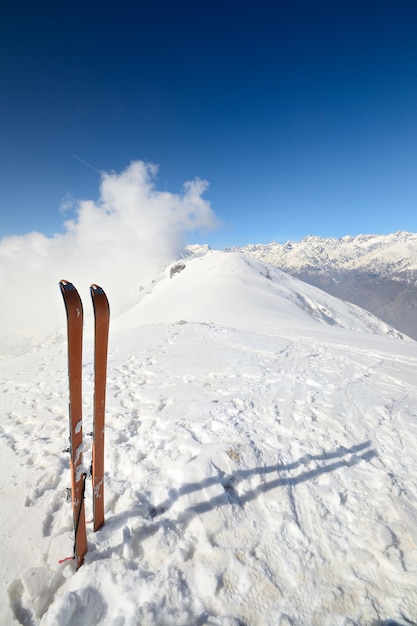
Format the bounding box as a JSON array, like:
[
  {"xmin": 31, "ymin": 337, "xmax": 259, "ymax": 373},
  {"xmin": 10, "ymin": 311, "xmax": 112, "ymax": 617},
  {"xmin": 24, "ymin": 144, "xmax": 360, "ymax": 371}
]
[{"xmin": 1, "ymin": 0, "xmax": 417, "ymax": 248}]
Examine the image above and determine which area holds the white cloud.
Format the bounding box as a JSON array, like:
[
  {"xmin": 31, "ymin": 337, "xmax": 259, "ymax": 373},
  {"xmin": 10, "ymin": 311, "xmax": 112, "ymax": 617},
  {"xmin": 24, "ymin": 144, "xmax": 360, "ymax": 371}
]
[{"xmin": 0, "ymin": 161, "xmax": 217, "ymax": 356}]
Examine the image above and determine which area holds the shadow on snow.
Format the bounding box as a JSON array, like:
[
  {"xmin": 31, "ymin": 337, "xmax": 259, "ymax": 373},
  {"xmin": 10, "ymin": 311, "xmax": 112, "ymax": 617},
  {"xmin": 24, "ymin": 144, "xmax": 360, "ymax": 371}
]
[{"xmin": 104, "ymin": 440, "xmax": 377, "ymax": 543}]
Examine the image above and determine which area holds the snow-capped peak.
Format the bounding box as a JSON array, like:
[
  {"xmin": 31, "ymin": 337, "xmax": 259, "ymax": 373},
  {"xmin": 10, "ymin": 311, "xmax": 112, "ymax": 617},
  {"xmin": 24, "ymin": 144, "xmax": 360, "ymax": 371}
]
[{"xmin": 230, "ymin": 231, "xmax": 417, "ymax": 277}]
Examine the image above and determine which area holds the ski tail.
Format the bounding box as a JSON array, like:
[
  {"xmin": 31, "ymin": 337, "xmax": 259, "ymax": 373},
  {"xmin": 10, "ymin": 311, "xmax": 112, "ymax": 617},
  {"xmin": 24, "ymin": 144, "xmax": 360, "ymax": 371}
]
[
  {"xmin": 90, "ymin": 284, "xmax": 110, "ymax": 531},
  {"xmin": 59, "ymin": 279, "xmax": 88, "ymax": 569}
]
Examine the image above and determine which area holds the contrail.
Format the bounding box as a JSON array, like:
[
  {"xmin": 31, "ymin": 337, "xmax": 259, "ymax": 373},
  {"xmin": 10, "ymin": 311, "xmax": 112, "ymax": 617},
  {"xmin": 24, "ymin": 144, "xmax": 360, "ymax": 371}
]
[{"xmin": 72, "ymin": 154, "xmax": 102, "ymax": 174}]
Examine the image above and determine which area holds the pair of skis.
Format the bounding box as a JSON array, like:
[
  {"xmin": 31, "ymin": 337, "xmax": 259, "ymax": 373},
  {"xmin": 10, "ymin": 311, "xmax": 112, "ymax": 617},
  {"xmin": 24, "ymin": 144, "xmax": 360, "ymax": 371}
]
[{"xmin": 59, "ymin": 280, "xmax": 110, "ymax": 569}]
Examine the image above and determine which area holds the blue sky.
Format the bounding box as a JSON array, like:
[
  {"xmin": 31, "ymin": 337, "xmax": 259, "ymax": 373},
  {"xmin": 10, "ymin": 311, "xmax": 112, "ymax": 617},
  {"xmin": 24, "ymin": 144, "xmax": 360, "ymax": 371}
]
[{"xmin": 1, "ymin": 0, "xmax": 417, "ymax": 248}]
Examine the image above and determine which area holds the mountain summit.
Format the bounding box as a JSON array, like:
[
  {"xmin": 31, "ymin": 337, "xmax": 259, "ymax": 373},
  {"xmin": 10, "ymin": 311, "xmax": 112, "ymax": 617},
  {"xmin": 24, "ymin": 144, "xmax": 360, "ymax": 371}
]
[
  {"xmin": 1, "ymin": 246, "xmax": 417, "ymax": 624},
  {"xmin": 115, "ymin": 250, "xmax": 403, "ymax": 340}
]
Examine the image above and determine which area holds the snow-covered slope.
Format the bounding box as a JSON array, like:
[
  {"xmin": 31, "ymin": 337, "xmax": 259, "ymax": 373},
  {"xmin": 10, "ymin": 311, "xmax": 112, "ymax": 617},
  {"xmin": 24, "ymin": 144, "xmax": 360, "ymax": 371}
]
[
  {"xmin": 115, "ymin": 250, "xmax": 403, "ymax": 339},
  {"xmin": 232, "ymin": 231, "xmax": 417, "ymax": 340},
  {"xmin": 1, "ymin": 250, "xmax": 417, "ymax": 625}
]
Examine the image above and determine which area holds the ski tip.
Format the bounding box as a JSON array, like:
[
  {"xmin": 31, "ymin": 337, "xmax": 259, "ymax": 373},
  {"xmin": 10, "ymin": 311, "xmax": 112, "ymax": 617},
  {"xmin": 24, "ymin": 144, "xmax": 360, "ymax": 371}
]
[
  {"xmin": 59, "ymin": 280, "xmax": 76, "ymax": 291},
  {"xmin": 90, "ymin": 284, "xmax": 106, "ymax": 295}
]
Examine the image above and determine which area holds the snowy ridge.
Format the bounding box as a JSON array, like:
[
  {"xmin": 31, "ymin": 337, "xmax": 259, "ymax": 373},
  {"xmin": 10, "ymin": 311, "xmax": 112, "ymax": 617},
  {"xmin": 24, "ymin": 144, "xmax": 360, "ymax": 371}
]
[
  {"xmin": 231, "ymin": 231, "xmax": 417, "ymax": 340},
  {"xmin": 115, "ymin": 250, "xmax": 403, "ymax": 339},
  {"xmin": 1, "ymin": 250, "xmax": 417, "ymax": 625}
]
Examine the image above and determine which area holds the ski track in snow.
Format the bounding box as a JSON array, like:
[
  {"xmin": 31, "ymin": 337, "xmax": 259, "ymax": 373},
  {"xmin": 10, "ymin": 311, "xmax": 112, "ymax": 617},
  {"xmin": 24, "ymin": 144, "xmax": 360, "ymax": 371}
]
[{"xmin": 1, "ymin": 315, "xmax": 417, "ymax": 626}]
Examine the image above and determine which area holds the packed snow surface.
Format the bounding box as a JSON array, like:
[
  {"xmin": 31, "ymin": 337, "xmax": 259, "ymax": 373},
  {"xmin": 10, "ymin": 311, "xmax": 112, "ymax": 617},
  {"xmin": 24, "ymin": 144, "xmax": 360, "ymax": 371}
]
[{"xmin": 1, "ymin": 250, "xmax": 417, "ymax": 625}]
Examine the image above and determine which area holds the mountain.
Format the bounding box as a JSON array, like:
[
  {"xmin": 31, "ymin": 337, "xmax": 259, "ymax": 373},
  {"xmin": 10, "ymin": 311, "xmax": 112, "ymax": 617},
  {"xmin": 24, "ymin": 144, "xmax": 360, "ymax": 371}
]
[
  {"xmin": 231, "ymin": 231, "xmax": 417, "ymax": 340},
  {"xmin": 114, "ymin": 250, "xmax": 403, "ymax": 339},
  {"xmin": 1, "ymin": 250, "xmax": 417, "ymax": 625}
]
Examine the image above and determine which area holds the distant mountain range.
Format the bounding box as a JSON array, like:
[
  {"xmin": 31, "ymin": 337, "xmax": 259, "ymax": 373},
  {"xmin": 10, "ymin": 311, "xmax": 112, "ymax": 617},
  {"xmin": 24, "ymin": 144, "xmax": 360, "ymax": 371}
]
[{"xmin": 228, "ymin": 231, "xmax": 417, "ymax": 340}]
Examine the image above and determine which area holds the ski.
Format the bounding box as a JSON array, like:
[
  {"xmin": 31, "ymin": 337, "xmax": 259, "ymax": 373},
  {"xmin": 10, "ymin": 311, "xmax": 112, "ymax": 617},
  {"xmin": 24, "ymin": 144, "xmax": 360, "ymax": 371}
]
[
  {"xmin": 90, "ymin": 284, "xmax": 110, "ymax": 531},
  {"xmin": 59, "ymin": 280, "xmax": 88, "ymax": 569}
]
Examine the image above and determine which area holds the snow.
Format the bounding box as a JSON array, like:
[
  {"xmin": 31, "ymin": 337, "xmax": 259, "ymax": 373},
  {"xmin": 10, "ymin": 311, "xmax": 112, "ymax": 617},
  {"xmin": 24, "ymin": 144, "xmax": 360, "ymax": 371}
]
[
  {"xmin": 231, "ymin": 232, "xmax": 417, "ymax": 342},
  {"xmin": 232, "ymin": 231, "xmax": 417, "ymax": 276},
  {"xmin": 1, "ymin": 250, "xmax": 417, "ymax": 625}
]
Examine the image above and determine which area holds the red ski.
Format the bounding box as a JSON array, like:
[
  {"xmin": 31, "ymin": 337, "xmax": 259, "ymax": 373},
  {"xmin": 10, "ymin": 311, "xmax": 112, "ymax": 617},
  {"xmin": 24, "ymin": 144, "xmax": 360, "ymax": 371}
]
[
  {"xmin": 90, "ymin": 284, "xmax": 110, "ymax": 531},
  {"xmin": 59, "ymin": 280, "xmax": 88, "ymax": 569}
]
